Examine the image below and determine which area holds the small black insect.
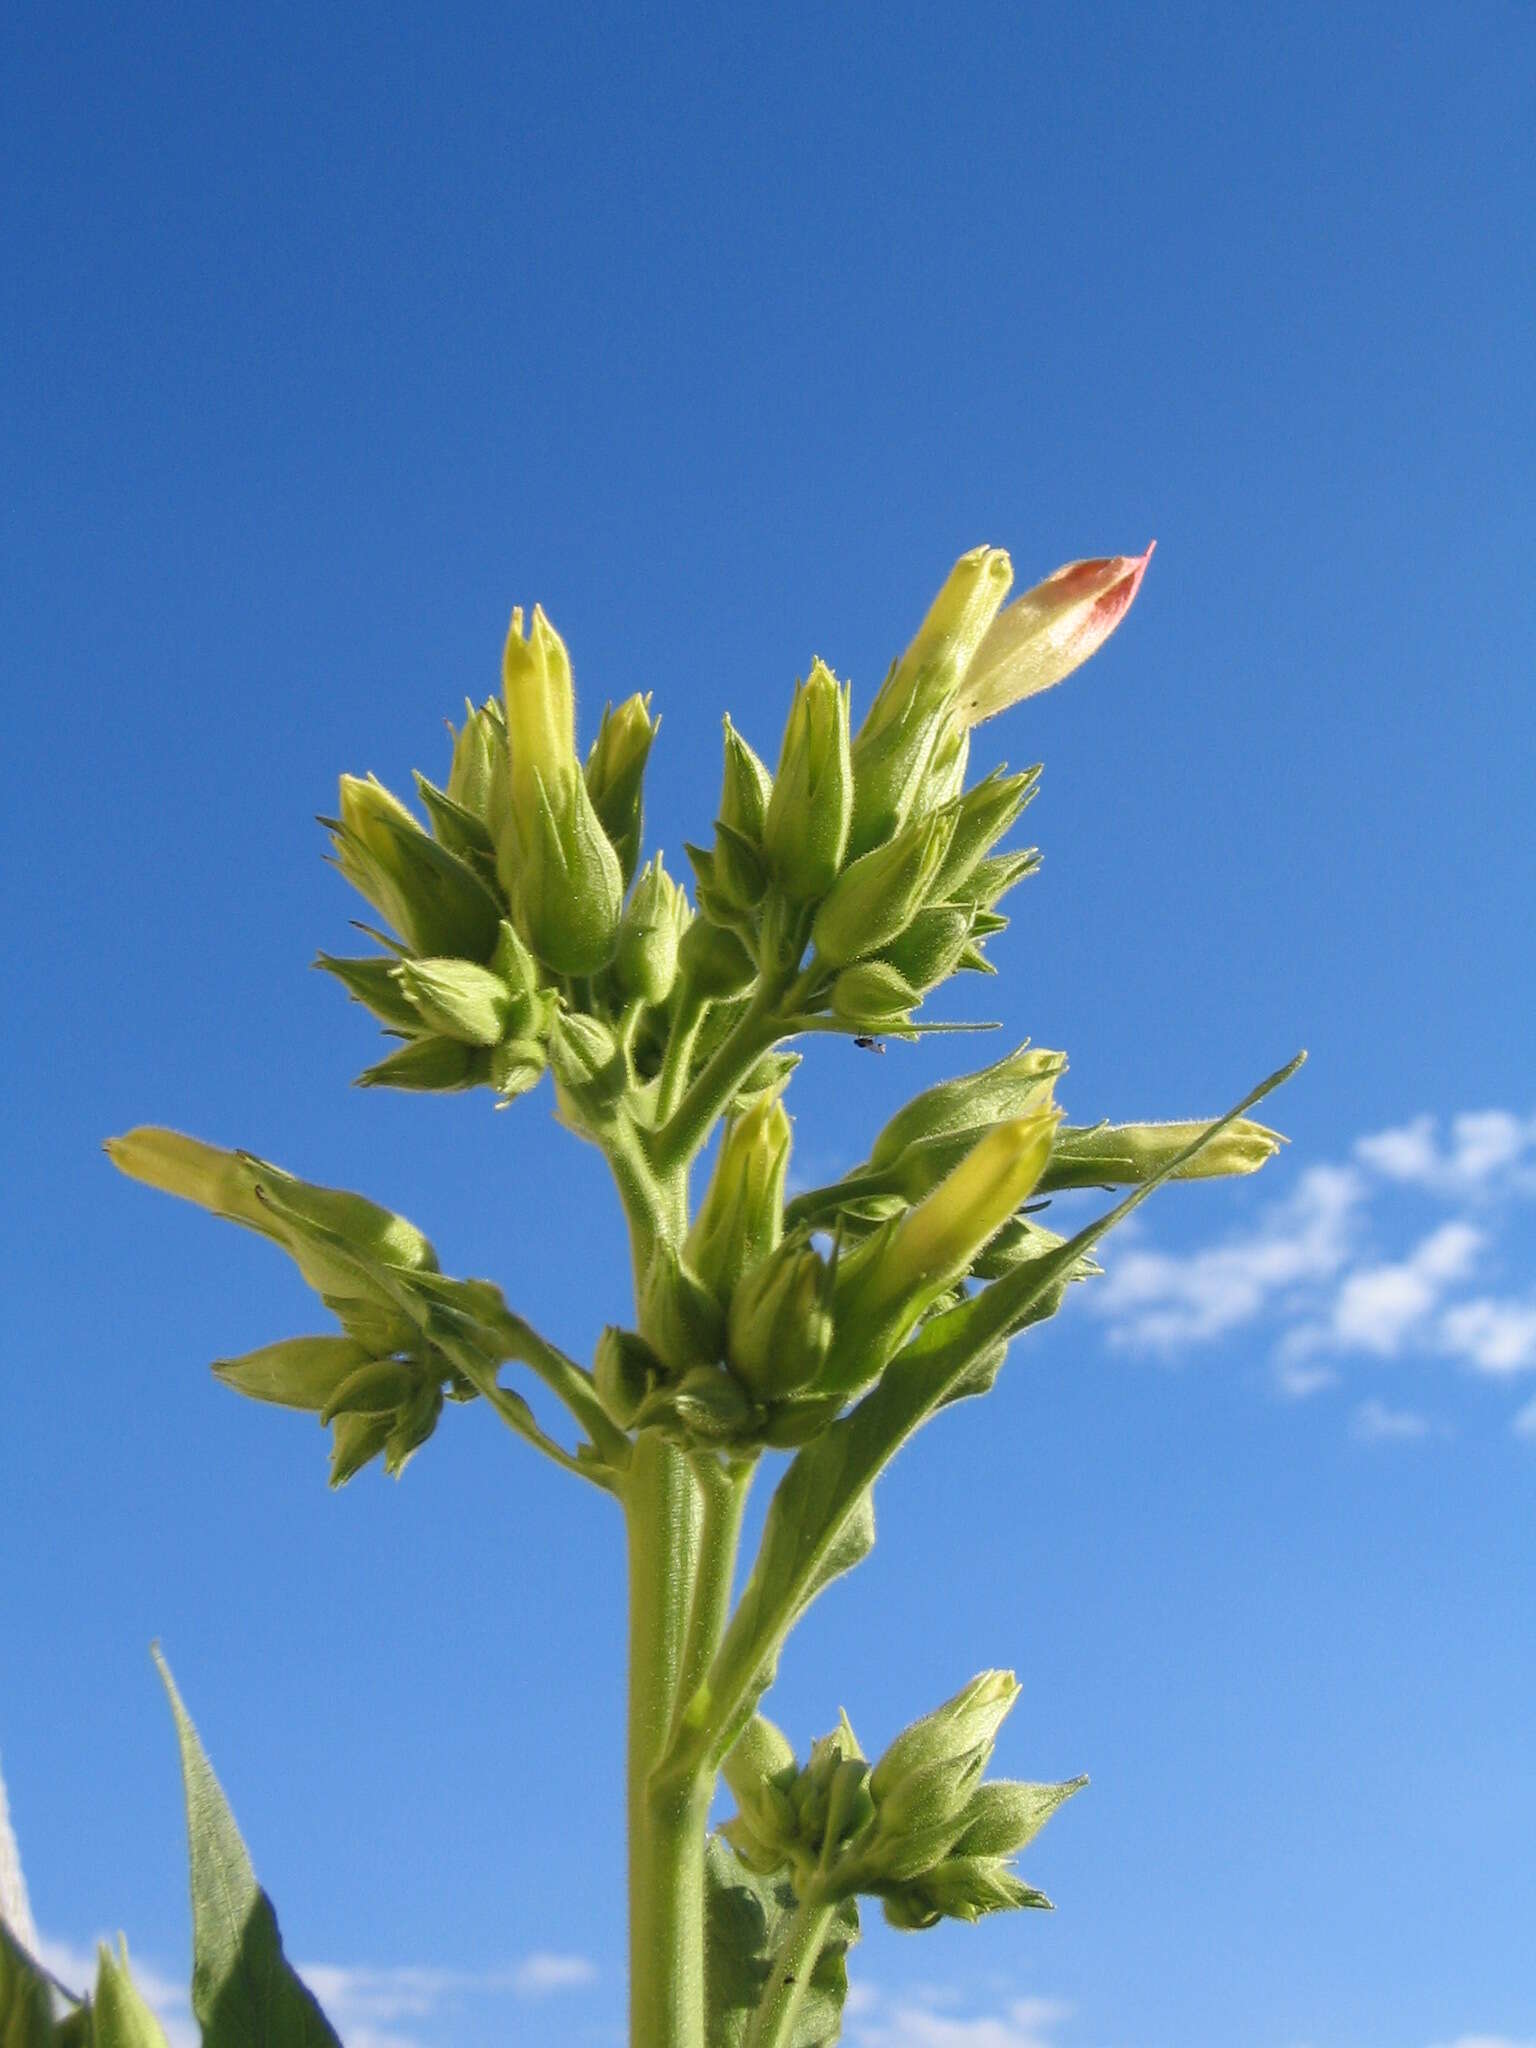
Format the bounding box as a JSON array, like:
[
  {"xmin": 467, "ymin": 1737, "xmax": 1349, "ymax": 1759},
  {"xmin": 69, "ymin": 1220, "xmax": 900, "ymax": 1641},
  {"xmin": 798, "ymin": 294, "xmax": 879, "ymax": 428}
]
[{"xmin": 852, "ymin": 1035, "xmax": 886, "ymax": 1054}]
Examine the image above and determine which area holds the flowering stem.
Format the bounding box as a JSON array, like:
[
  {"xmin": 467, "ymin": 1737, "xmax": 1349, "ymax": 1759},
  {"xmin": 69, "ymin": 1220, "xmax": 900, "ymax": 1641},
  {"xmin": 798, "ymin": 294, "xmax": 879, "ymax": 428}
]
[{"xmin": 626, "ymin": 1433, "xmax": 711, "ymax": 2048}]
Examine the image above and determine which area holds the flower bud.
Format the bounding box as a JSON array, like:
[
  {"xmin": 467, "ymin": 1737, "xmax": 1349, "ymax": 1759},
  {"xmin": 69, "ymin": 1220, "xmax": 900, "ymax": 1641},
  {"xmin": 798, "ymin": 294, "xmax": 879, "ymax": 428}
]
[
  {"xmin": 356, "ymin": 1036, "xmax": 489, "ymax": 1092},
  {"xmin": 703, "ymin": 717, "xmax": 775, "ymax": 914},
  {"xmin": 869, "ymin": 1671, "xmax": 1020, "ymax": 1808},
  {"xmin": 383, "ymin": 1377, "xmax": 445, "ymax": 1476},
  {"xmin": 490, "ymin": 1037, "xmax": 547, "ymax": 1102},
  {"xmin": 848, "ymin": 548, "xmax": 1013, "ymax": 857},
  {"xmin": 447, "ymin": 697, "xmax": 508, "ymax": 821},
  {"xmin": 927, "ymin": 766, "xmax": 1039, "ymax": 902},
  {"xmin": 92, "ymin": 1938, "xmax": 167, "ymax": 2046},
  {"xmin": 724, "ymin": 1713, "xmax": 799, "ymax": 1805},
  {"xmin": 547, "ymin": 1010, "xmax": 626, "ymax": 1122},
  {"xmin": 500, "ymin": 607, "xmax": 625, "ymax": 973},
  {"xmin": 726, "ymin": 1239, "xmax": 835, "ymax": 1399},
  {"xmin": 823, "ymin": 1110, "xmax": 1059, "ymax": 1393},
  {"xmin": 947, "ymin": 1776, "xmax": 1087, "ymax": 1858},
  {"xmin": 616, "ymin": 855, "xmax": 688, "ymax": 1006},
  {"xmin": 874, "ymin": 903, "xmax": 975, "ymax": 993},
  {"xmin": 968, "ymin": 849, "xmax": 1039, "ymax": 910},
  {"xmin": 318, "ymin": 1357, "xmax": 421, "ymax": 1424},
  {"xmin": 330, "ymin": 775, "xmax": 503, "ymax": 961},
  {"xmin": 212, "ymin": 1334, "xmax": 375, "ymax": 1411},
  {"xmin": 639, "ymin": 1244, "xmax": 727, "ymax": 1375},
  {"xmin": 957, "ymin": 545, "xmax": 1154, "ymax": 726},
  {"xmin": 594, "ymin": 1325, "xmax": 665, "ymax": 1427},
  {"xmin": 685, "ymin": 1091, "xmax": 791, "ymax": 1303},
  {"xmin": 393, "ymin": 958, "xmax": 516, "ymax": 1045},
  {"xmin": 811, "ymin": 813, "xmax": 954, "ymax": 969},
  {"xmin": 882, "ymin": 1855, "xmax": 1048, "ymax": 1929},
  {"xmin": 585, "ymin": 692, "xmax": 658, "ymax": 885},
  {"xmin": 676, "ymin": 914, "xmax": 756, "ymax": 998},
  {"xmin": 829, "ymin": 962, "xmax": 918, "ymax": 1032},
  {"xmin": 327, "ymin": 1409, "xmax": 395, "ymax": 1487},
  {"xmin": 867, "ymin": 1044, "xmax": 1066, "ymax": 1173},
  {"xmin": 763, "ymin": 662, "xmax": 852, "ymax": 902},
  {"xmin": 1037, "ymin": 1116, "xmax": 1284, "ymax": 1191}
]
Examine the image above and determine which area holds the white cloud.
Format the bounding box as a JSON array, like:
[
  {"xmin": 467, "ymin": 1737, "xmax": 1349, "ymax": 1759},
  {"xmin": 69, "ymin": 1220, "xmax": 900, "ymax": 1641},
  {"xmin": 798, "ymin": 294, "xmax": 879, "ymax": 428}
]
[
  {"xmin": 1428, "ymin": 2036, "xmax": 1536, "ymax": 2048},
  {"xmin": 512, "ymin": 1951, "xmax": 599, "ymax": 1994},
  {"xmin": 851, "ymin": 1989, "xmax": 1071, "ymax": 2048},
  {"xmin": 1438, "ymin": 1297, "xmax": 1536, "ymax": 1376},
  {"xmin": 1513, "ymin": 1395, "xmax": 1536, "ymax": 1439},
  {"xmin": 1092, "ymin": 1163, "xmax": 1365, "ymax": 1350},
  {"xmin": 1326, "ymin": 1221, "xmax": 1484, "ymax": 1357},
  {"xmin": 1352, "ymin": 1398, "xmax": 1434, "ymax": 1443},
  {"xmin": 1273, "ymin": 1359, "xmax": 1338, "ymax": 1399},
  {"xmin": 1356, "ymin": 1111, "xmax": 1536, "ymax": 1198}
]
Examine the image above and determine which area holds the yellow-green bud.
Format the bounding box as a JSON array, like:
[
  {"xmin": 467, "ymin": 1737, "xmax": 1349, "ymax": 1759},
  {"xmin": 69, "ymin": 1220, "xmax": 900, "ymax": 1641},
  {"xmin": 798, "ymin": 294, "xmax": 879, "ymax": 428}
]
[
  {"xmin": 868, "ymin": 1044, "xmax": 1066, "ymax": 1172},
  {"xmin": 724, "ymin": 1714, "xmax": 799, "ymax": 1809},
  {"xmin": 548, "ymin": 1010, "xmax": 626, "ymax": 1122},
  {"xmin": 211, "ymin": 1335, "xmax": 375, "ymax": 1412},
  {"xmin": 874, "ymin": 903, "xmax": 975, "ymax": 993},
  {"xmin": 823, "ymin": 1108, "xmax": 1059, "ymax": 1393},
  {"xmin": 503, "ymin": 605, "xmax": 575, "ymax": 793},
  {"xmin": 585, "ymin": 692, "xmax": 658, "ymax": 885},
  {"xmin": 639, "ymin": 1244, "xmax": 727, "ymax": 1375},
  {"xmin": 616, "ymin": 855, "xmax": 688, "ymax": 1006},
  {"xmin": 811, "ymin": 813, "xmax": 954, "ymax": 969},
  {"xmin": 490, "ymin": 1037, "xmax": 547, "ymax": 1102},
  {"xmin": 446, "ymin": 698, "xmax": 509, "ymax": 824},
  {"xmin": 704, "ymin": 716, "xmax": 774, "ymax": 913},
  {"xmin": 869, "ymin": 1671, "xmax": 1020, "ymax": 1808},
  {"xmin": 948, "ymin": 1777, "xmax": 1087, "ymax": 1858},
  {"xmin": 92, "ymin": 1939, "xmax": 166, "ymax": 2047},
  {"xmin": 928, "ymin": 766, "xmax": 1038, "ymax": 902},
  {"xmin": 1037, "ymin": 1117, "xmax": 1285, "ymax": 1191},
  {"xmin": 726, "ymin": 1237, "xmax": 835, "ymax": 1400},
  {"xmin": 882, "ymin": 1855, "xmax": 1046, "ymax": 1928},
  {"xmin": 318, "ymin": 1358, "xmax": 421, "ymax": 1424},
  {"xmin": 848, "ymin": 548, "xmax": 1013, "ymax": 857},
  {"xmin": 383, "ymin": 1378, "xmax": 444, "ymax": 1476},
  {"xmin": 829, "ymin": 962, "xmax": 919, "ymax": 1032},
  {"xmin": 685, "ymin": 1091, "xmax": 791, "ymax": 1303},
  {"xmin": 331, "ymin": 774, "xmax": 503, "ymax": 961},
  {"xmin": 763, "ymin": 662, "xmax": 852, "ymax": 902},
  {"xmin": 393, "ymin": 958, "xmax": 515, "ymax": 1045},
  {"xmin": 328, "ymin": 1410, "xmax": 395, "ymax": 1487}
]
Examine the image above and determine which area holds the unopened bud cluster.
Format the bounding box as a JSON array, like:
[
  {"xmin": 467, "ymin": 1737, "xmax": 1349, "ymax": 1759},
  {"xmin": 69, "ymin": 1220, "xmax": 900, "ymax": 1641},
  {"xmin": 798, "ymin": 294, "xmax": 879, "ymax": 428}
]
[{"xmin": 720, "ymin": 1673, "xmax": 1084, "ymax": 1929}]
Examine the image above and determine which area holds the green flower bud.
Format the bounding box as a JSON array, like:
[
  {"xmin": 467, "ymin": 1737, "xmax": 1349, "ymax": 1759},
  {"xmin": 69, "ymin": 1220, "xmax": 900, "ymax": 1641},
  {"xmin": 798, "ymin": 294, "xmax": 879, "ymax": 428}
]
[
  {"xmin": 585, "ymin": 692, "xmax": 658, "ymax": 885},
  {"xmin": 867, "ymin": 1044, "xmax": 1067, "ymax": 1173},
  {"xmin": 676, "ymin": 913, "xmax": 756, "ymax": 997},
  {"xmin": 413, "ymin": 770, "xmax": 498, "ymax": 871},
  {"xmin": 703, "ymin": 717, "xmax": 775, "ymax": 913},
  {"xmin": 639, "ymin": 1244, "xmax": 727, "ymax": 1375},
  {"xmin": 212, "ymin": 1334, "xmax": 375, "ymax": 1411},
  {"xmin": 616, "ymin": 855, "xmax": 688, "ymax": 1006},
  {"xmin": 330, "ymin": 774, "xmax": 503, "ymax": 960},
  {"xmin": 548, "ymin": 1010, "xmax": 626, "ymax": 1122},
  {"xmin": 91, "ymin": 1938, "xmax": 168, "ymax": 2047},
  {"xmin": 823, "ymin": 1110, "xmax": 1059, "ymax": 1393},
  {"xmin": 917, "ymin": 719, "xmax": 971, "ymax": 811},
  {"xmin": 384, "ymin": 1377, "xmax": 445, "ymax": 1476},
  {"xmin": 447, "ymin": 697, "xmax": 508, "ymax": 819},
  {"xmin": 811, "ymin": 813, "xmax": 955, "ymax": 969},
  {"xmin": 318, "ymin": 1357, "xmax": 421, "ymax": 1425},
  {"xmin": 328, "ymin": 1409, "xmax": 394, "ymax": 1487},
  {"xmin": 648, "ymin": 1363, "xmax": 753, "ymax": 1442},
  {"xmin": 356, "ymin": 1036, "xmax": 490, "ymax": 1092},
  {"xmin": 724, "ymin": 1714, "xmax": 799, "ymax": 1807},
  {"xmin": 928, "ymin": 766, "xmax": 1039, "ymax": 902},
  {"xmin": 726, "ymin": 1239, "xmax": 835, "ymax": 1399},
  {"xmin": 104, "ymin": 1131, "xmax": 440, "ymax": 1300},
  {"xmin": 503, "ymin": 605, "xmax": 574, "ymax": 792},
  {"xmin": 848, "ymin": 548, "xmax": 1013, "ymax": 858},
  {"xmin": 393, "ymin": 958, "xmax": 515, "ymax": 1045},
  {"xmin": 1038, "ymin": 1117, "xmax": 1285, "ymax": 1191},
  {"xmin": 763, "ymin": 662, "xmax": 852, "ymax": 903},
  {"xmin": 756, "ymin": 1390, "xmax": 843, "ymax": 1446},
  {"xmin": 948, "ymin": 1776, "xmax": 1087, "ymax": 1858},
  {"xmin": 685, "ymin": 1091, "xmax": 791, "ymax": 1303},
  {"xmin": 721, "ymin": 715, "xmax": 772, "ymax": 839},
  {"xmin": 881, "ymin": 1856, "xmax": 1049, "ymax": 1929},
  {"xmin": 314, "ymin": 953, "xmax": 424, "ymax": 1033},
  {"xmin": 594, "ymin": 1326, "xmax": 663, "ymax": 1427},
  {"xmin": 869, "ymin": 1672, "xmax": 1021, "ymax": 1809},
  {"xmin": 865, "ymin": 1753, "xmax": 987, "ymax": 1880},
  {"xmin": 490, "ymin": 1037, "xmax": 547, "ymax": 1102},
  {"xmin": 829, "ymin": 962, "xmax": 919, "ymax": 1032},
  {"xmin": 874, "ymin": 903, "xmax": 975, "ymax": 993},
  {"xmin": 498, "ymin": 761, "xmax": 624, "ymax": 976},
  {"xmin": 968, "ymin": 849, "xmax": 1039, "ymax": 909}
]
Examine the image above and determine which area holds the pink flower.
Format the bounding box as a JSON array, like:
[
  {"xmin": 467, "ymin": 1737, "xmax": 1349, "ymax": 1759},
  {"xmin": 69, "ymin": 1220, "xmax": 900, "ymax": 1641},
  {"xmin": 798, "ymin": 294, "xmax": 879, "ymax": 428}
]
[{"xmin": 956, "ymin": 543, "xmax": 1155, "ymax": 725}]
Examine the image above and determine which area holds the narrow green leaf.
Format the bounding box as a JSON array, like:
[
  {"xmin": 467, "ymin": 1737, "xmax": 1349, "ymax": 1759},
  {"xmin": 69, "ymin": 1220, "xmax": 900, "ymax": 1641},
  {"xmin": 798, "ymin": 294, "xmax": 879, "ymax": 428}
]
[
  {"xmin": 0, "ymin": 1920, "xmax": 53, "ymax": 2048},
  {"xmin": 153, "ymin": 1651, "xmax": 342, "ymax": 2048},
  {"xmin": 703, "ymin": 1837, "xmax": 858, "ymax": 2048}
]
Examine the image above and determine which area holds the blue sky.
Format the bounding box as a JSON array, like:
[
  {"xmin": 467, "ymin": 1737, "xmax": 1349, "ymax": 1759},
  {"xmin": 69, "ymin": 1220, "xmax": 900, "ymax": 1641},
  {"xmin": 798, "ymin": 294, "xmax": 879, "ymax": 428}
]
[{"xmin": 3, "ymin": 3, "xmax": 1533, "ymax": 2044}]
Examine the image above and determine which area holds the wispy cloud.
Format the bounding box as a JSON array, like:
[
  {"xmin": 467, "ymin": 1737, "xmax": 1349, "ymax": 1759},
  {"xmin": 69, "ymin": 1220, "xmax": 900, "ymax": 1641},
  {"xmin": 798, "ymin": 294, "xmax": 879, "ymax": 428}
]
[
  {"xmin": 1428, "ymin": 2036, "xmax": 1536, "ymax": 2048},
  {"xmin": 1085, "ymin": 1107, "xmax": 1536, "ymax": 1438},
  {"xmin": 849, "ymin": 1985, "xmax": 1072, "ymax": 2048}
]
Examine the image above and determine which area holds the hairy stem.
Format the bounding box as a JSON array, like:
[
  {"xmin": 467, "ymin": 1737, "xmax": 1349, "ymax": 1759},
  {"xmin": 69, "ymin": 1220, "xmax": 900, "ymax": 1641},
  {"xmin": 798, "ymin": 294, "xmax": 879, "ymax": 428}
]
[
  {"xmin": 626, "ymin": 1434, "xmax": 711, "ymax": 2048},
  {"xmin": 742, "ymin": 1896, "xmax": 837, "ymax": 2048}
]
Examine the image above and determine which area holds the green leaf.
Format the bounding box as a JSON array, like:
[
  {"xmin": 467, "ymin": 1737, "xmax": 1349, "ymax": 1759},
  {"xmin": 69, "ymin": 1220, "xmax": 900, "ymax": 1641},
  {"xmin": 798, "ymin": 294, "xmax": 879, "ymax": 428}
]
[
  {"xmin": 154, "ymin": 1651, "xmax": 342, "ymax": 2048},
  {"xmin": 703, "ymin": 1837, "xmax": 858, "ymax": 2048},
  {"xmin": 93, "ymin": 1940, "xmax": 170, "ymax": 2048},
  {"xmin": 0, "ymin": 1920, "xmax": 53, "ymax": 2048}
]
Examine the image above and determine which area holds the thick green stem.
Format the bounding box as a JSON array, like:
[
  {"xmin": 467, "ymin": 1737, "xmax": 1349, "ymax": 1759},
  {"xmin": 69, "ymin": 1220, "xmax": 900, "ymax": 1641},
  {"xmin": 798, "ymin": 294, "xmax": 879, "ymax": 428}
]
[
  {"xmin": 741, "ymin": 1896, "xmax": 837, "ymax": 2048},
  {"xmin": 626, "ymin": 1433, "xmax": 711, "ymax": 2048},
  {"xmin": 669, "ymin": 1453, "xmax": 754, "ymax": 1761}
]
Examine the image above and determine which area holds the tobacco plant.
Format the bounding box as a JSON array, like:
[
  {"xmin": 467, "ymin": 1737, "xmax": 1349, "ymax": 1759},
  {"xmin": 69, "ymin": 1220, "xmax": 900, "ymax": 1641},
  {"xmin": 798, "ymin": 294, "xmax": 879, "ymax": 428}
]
[{"xmin": 3, "ymin": 542, "xmax": 1299, "ymax": 2047}]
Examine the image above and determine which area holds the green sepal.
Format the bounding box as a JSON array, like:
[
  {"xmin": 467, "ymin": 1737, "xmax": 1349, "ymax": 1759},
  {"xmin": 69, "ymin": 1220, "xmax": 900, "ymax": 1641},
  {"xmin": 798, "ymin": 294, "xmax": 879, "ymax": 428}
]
[
  {"xmin": 411, "ymin": 771, "xmax": 499, "ymax": 872},
  {"xmin": 763, "ymin": 663, "xmax": 853, "ymax": 904},
  {"xmin": 929, "ymin": 766, "xmax": 1038, "ymax": 900},
  {"xmin": 875, "ymin": 903, "xmax": 975, "ymax": 992},
  {"xmin": 313, "ymin": 953, "xmax": 423, "ymax": 1033},
  {"xmin": 948, "ymin": 1775, "xmax": 1088, "ymax": 1857},
  {"xmin": 318, "ymin": 1358, "xmax": 419, "ymax": 1424},
  {"xmin": 154, "ymin": 1650, "xmax": 343, "ymax": 2047},
  {"xmin": 212, "ymin": 1335, "xmax": 376, "ymax": 1412},
  {"xmin": 829, "ymin": 962, "xmax": 919, "ymax": 1032},
  {"xmin": 355, "ymin": 1036, "xmax": 491, "ymax": 1092},
  {"xmin": 811, "ymin": 813, "xmax": 954, "ymax": 969},
  {"xmin": 500, "ymin": 763, "xmax": 625, "ymax": 977},
  {"xmin": 92, "ymin": 1938, "xmax": 172, "ymax": 2048}
]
